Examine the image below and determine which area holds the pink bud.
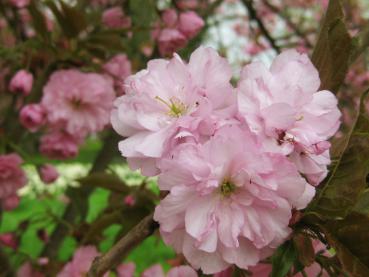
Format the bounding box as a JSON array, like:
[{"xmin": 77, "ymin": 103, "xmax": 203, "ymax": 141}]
[
  {"xmin": 102, "ymin": 7, "xmax": 131, "ymax": 29},
  {"xmin": 162, "ymin": 9, "xmax": 178, "ymax": 27},
  {"xmin": 19, "ymin": 104, "xmax": 46, "ymax": 132},
  {"xmin": 9, "ymin": 70, "xmax": 33, "ymax": 95},
  {"xmin": 158, "ymin": 28, "xmax": 187, "ymax": 56},
  {"xmin": 178, "ymin": 11, "xmax": 204, "ymax": 39},
  {"xmin": 0, "ymin": 233, "xmax": 18, "ymax": 250},
  {"xmin": 2, "ymin": 194, "xmax": 20, "ymax": 211},
  {"xmin": 38, "ymin": 164, "xmax": 59, "ymax": 184},
  {"xmin": 124, "ymin": 195, "xmax": 135, "ymax": 207},
  {"xmin": 103, "ymin": 54, "xmax": 132, "ymax": 79}
]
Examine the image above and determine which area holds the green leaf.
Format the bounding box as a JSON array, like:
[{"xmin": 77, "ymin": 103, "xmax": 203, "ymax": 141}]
[
  {"xmin": 320, "ymin": 212, "xmax": 369, "ymax": 277},
  {"xmin": 271, "ymin": 240, "xmax": 297, "ymax": 277},
  {"xmin": 308, "ymin": 90, "xmax": 369, "ymax": 218},
  {"xmin": 311, "ymin": 0, "xmax": 353, "ymax": 93}
]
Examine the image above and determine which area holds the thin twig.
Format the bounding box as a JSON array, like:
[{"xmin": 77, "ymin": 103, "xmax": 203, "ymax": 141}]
[
  {"xmin": 87, "ymin": 213, "xmax": 158, "ymax": 277},
  {"xmin": 240, "ymin": 0, "xmax": 281, "ymax": 53}
]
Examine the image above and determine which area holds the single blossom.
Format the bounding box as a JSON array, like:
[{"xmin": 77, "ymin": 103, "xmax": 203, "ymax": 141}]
[
  {"xmin": 9, "ymin": 69, "xmax": 33, "ymax": 95},
  {"xmin": 154, "ymin": 126, "xmax": 314, "ymax": 274},
  {"xmin": 0, "ymin": 154, "xmax": 27, "ymax": 200},
  {"xmin": 39, "ymin": 131, "xmax": 82, "ymax": 160},
  {"xmin": 38, "ymin": 164, "xmax": 59, "ymax": 184},
  {"xmin": 57, "ymin": 246, "xmax": 108, "ymax": 277},
  {"xmin": 178, "ymin": 11, "xmax": 204, "ymax": 39},
  {"xmin": 237, "ymin": 49, "xmax": 341, "ymax": 185},
  {"xmin": 111, "ymin": 46, "xmax": 236, "ymax": 176},
  {"xmin": 102, "ymin": 6, "xmax": 131, "ymax": 29},
  {"xmin": 19, "ymin": 104, "xmax": 46, "ymax": 132},
  {"xmin": 42, "ymin": 69, "xmax": 115, "ymax": 136}
]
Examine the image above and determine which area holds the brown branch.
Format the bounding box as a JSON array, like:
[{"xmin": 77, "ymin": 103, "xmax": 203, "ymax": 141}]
[
  {"xmin": 240, "ymin": 0, "xmax": 281, "ymax": 53},
  {"xmin": 41, "ymin": 132, "xmax": 121, "ymax": 259},
  {"xmin": 87, "ymin": 213, "xmax": 158, "ymax": 277}
]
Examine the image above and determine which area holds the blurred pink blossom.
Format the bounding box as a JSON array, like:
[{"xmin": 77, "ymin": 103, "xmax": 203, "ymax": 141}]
[
  {"xmin": 41, "ymin": 69, "xmax": 115, "ymax": 136},
  {"xmin": 39, "ymin": 131, "xmax": 82, "ymax": 160},
  {"xmin": 0, "ymin": 233, "xmax": 18, "ymax": 250},
  {"xmin": 0, "ymin": 154, "xmax": 27, "ymax": 200},
  {"xmin": 158, "ymin": 28, "xmax": 187, "ymax": 56},
  {"xmin": 9, "ymin": 0, "xmax": 30, "ymax": 8},
  {"xmin": 19, "ymin": 104, "xmax": 46, "ymax": 132},
  {"xmin": 116, "ymin": 262, "xmax": 135, "ymax": 277},
  {"xmin": 57, "ymin": 246, "xmax": 107, "ymax": 277},
  {"xmin": 103, "ymin": 54, "xmax": 132, "ymax": 95},
  {"xmin": 142, "ymin": 264, "xmax": 197, "ymax": 277},
  {"xmin": 102, "ymin": 6, "xmax": 131, "ymax": 29},
  {"xmin": 162, "ymin": 9, "xmax": 178, "ymax": 27},
  {"xmin": 9, "ymin": 70, "xmax": 33, "ymax": 95},
  {"xmin": 38, "ymin": 164, "xmax": 59, "ymax": 184},
  {"xmin": 17, "ymin": 262, "xmax": 45, "ymax": 277},
  {"xmin": 2, "ymin": 194, "xmax": 20, "ymax": 211},
  {"xmin": 178, "ymin": 11, "xmax": 204, "ymax": 39},
  {"xmin": 124, "ymin": 195, "xmax": 135, "ymax": 206}
]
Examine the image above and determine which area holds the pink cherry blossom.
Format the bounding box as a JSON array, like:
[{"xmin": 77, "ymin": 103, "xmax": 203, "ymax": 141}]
[
  {"xmin": 158, "ymin": 28, "xmax": 187, "ymax": 56},
  {"xmin": 111, "ymin": 46, "xmax": 237, "ymax": 176},
  {"xmin": 0, "ymin": 154, "xmax": 27, "ymax": 200},
  {"xmin": 9, "ymin": 0, "xmax": 30, "ymax": 8},
  {"xmin": 19, "ymin": 104, "xmax": 46, "ymax": 132},
  {"xmin": 38, "ymin": 164, "xmax": 59, "ymax": 184},
  {"xmin": 178, "ymin": 11, "xmax": 204, "ymax": 39},
  {"xmin": 154, "ymin": 125, "xmax": 314, "ymax": 274},
  {"xmin": 42, "ymin": 69, "xmax": 115, "ymax": 136},
  {"xmin": 102, "ymin": 6, "xmax": 131, "ymax": 29},
  {"xmin": 116, "ymin": 262, "xmax": 135, "ymax": 277},
  {"xmin": 39, "ymin": 131, "xmax": 82, "ymax": 160},
  {"xmin": 9, "ymin": 69, "xmax": 33, "ymax": 95},
  {"xmin": 57, "ymin": 246, "xmax": 107, "ymax": 277},
  {"xmin": 237, "ymin": 49, "xmax": 341, "ymax": 185}
]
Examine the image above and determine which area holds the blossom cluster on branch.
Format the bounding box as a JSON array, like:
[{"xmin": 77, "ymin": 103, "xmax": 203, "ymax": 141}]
[{"xmin": 112, "ymin": 46, "xmax": 341, "ymax": 274}]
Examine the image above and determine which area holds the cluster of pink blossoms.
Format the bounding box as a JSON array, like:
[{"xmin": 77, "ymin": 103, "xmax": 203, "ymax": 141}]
[{"xmin": 111, "ymin": 46, "xmax": 341, "ymax": 274}]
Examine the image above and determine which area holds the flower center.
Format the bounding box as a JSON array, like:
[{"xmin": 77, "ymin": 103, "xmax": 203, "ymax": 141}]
[
  {"xmin": 220, "ymin": 181, "xmax": 236, "ymax": 197},
  {"xmin": 155, "ymin": 96, "xmax": 187, "ymax": 117}
]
